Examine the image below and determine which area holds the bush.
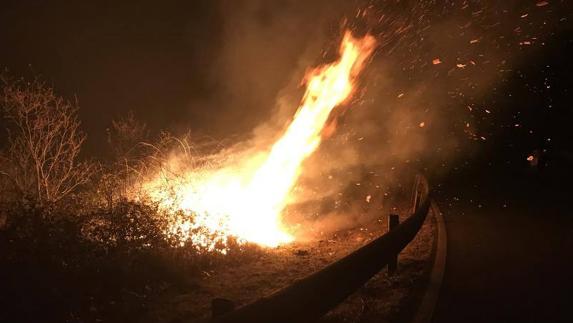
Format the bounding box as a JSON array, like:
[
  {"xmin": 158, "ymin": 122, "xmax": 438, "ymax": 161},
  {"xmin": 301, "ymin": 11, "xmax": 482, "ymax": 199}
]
[
  {"xmin": 0, "ymin": 77, "xmax": 218, "ymax": 322},
  {"xmin": 0, "ymin": 76, "xmax": 95, "ymax": 205},
  {"xmin": 0, "ymin": 199, "xmax": 203, "ymax": 323}
]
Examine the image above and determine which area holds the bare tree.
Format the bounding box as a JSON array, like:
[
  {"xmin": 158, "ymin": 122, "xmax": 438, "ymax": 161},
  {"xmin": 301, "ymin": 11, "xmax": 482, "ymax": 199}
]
[{"xmin": 0, "ymin": 77, "xmax": 94, "ymax": 204}]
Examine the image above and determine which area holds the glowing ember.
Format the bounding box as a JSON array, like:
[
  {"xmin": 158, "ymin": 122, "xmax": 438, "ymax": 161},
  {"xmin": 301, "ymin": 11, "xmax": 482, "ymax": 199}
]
[{"xmin": 142, "ymin": 31, "xmax": 376, "ymax": 252}]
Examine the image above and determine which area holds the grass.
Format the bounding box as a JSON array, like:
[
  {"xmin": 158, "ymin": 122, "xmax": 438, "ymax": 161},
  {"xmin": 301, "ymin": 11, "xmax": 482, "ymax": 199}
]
[
  {"xmin": 0, "ymin": 169, "xmax": 435, "ymax": 323},
  {"xmin": 149, "ymin": 200, "xmax": 435, "ymax": 323}
]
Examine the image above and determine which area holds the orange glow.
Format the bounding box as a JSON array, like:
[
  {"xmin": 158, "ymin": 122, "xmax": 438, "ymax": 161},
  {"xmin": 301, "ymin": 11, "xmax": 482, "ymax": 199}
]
[{"xmin": 141, "ymin": 31, "xmax": 376, "ymax": 252}]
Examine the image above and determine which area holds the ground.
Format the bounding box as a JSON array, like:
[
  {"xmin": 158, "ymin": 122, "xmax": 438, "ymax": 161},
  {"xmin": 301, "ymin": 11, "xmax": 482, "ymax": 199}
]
[
  {"xmin": 0, "ymin": 170, "xmax": 436, "ymax": 323},
  {"xmin": 149, "ymin": 201, "xmax": 436, "ymax": 323}
]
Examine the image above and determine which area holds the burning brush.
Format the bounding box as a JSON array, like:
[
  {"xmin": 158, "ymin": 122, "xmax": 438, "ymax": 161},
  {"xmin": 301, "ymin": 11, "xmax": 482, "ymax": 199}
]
[{"xmin": 139, "ymin": 31, "xmax": 376, "ymax": 253}]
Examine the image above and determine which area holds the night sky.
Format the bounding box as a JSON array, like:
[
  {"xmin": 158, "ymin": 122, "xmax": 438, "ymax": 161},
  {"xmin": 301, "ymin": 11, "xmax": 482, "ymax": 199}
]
[
  {"xmin": 0, "ymin": 1, "xmax": 355, "ymax": 154},
  {"xmin": 1, "ymin": 0, "xmax": 572, "ymax": 170},
  {"xmin": 0, "ymin": 0, "xmax": 224, "ymax": 152}
]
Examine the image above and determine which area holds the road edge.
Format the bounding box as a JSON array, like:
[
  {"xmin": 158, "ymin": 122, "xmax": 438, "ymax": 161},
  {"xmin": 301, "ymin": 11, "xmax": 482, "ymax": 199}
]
[{"xmin": 411, "ymin": 199, "xmax": 447, "ymax": 323}]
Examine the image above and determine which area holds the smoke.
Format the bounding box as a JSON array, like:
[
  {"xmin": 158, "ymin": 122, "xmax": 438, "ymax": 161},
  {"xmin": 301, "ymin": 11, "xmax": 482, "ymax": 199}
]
[
  {"xmin": 269, "ymin": 1, "xmax": 569, "ymax": 236},
  {"xmin": 184, "ymin": 0, "xmax": 354, "ymax": 141},
  {"xmin": 172, "ymin": 0, "xmax": 569, "ymax": 239}
]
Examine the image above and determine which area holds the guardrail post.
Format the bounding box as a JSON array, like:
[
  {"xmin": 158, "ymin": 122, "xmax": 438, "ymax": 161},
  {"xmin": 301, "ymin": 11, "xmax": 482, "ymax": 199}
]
[
  {"xmin": 388, "ymin": 213, "xmax": 400, "ymax": 274},
  {"xmin": 414, "ymin": 190, "xmax": 421, "ymax": 212},
  {"xmin": 412, "ymin": 177, "xmax": 421, "ymax": 213}
]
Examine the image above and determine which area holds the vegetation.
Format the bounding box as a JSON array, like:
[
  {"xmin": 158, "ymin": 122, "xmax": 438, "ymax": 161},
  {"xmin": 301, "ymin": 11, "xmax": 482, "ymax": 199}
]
[
  {"xmin": 0, "ymin": 76, "xmax": 211, "ymax": 322},
  {"xmin": 0, "ymin": 75, "xmax": 431, "ymax": 323},
  {"xmin": 0, "ymin": 77, "xmax": 94, "ymax": 204}
]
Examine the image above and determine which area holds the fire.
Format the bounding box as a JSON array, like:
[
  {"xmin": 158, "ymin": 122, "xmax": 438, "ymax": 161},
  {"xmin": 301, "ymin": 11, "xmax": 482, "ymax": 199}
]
[{"xmin": 142, "ymin": 31, "xmax": 376, "ymax": 252}]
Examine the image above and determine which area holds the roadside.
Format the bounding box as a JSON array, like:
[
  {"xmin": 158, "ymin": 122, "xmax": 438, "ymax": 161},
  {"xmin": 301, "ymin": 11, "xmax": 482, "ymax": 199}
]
[
  {"xmin": 151, "ymin": 202, "xmax": 436, "ymax": 323},
  {"xmin": 431, "ymin": 164, "xmax": 573, "ymax": 323}
]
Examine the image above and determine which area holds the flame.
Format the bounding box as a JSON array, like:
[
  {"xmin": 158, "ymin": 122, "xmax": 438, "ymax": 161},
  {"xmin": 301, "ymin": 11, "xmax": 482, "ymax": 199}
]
[{"xmin": 142, "ymin": 31, "xmax": 376, "ymax": 252}]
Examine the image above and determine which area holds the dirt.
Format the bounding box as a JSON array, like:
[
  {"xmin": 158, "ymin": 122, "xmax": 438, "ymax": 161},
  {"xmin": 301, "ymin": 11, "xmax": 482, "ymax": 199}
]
[{"xmin": 149, "ymin": 206, "xmax": 436, "ymax": 323}]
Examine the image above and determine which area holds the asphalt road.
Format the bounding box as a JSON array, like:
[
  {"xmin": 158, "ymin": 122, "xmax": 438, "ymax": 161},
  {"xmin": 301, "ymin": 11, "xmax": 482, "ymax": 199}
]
[{"xmin": 431, "ymin": 165, "xmax": 573, "ymax": 323}]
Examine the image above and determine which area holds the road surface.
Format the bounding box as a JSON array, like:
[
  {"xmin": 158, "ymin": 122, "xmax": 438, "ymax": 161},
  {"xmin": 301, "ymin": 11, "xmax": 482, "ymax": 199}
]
[{"xmin": 432, "ymin": 165, "xmax": 573, "ymax": 323}]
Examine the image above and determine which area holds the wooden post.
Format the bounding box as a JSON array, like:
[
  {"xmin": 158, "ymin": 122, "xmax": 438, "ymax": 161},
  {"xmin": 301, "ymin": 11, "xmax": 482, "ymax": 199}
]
[
  {"xmin": 388, "ymin": 214, "xmax": 400, "ymax": 274},
  {"xmin": 413, "ymin": 189, "xmax": 421, "ymax": 213},
  {"xmin": 412, "ymin": 177, "xmax": 421, "ymax": 213}
]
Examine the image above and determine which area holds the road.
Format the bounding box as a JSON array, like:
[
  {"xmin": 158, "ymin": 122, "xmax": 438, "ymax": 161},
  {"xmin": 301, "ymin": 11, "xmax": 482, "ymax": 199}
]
[{"xmin": 431, "ymin": 165, "xmax": 573, "ymax": 323}]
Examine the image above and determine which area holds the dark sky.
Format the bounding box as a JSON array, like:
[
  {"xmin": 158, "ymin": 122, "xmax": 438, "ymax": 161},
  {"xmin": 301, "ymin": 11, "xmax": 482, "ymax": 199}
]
[
  {"xmin": 1, "ymin": 0, "xmax": 572, "ymax": 169},
  {"xmin": 0, "ymin": 1, "xmax": 224, "ymax": 152},
  {"xmin": 0, "ymin": 0, "xmax": 351, "ymax": 154}
]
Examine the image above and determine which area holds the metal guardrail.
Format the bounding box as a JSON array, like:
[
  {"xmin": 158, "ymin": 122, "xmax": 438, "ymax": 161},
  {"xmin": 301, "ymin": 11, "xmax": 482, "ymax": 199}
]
[{"xmin": 209, "ymin": 176, "xmax": 431, "ymax": 323}]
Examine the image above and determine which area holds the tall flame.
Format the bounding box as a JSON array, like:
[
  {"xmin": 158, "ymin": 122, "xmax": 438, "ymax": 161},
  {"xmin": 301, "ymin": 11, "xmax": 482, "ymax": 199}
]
[{"xmin": 143, "ymin": 31, "xmax": 376, "ymax": 252}]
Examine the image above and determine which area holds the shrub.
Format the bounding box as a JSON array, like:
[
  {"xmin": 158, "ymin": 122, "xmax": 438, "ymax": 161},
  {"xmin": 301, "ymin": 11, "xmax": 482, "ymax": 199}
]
[{"xmin": 0, "ymin": 77, "xmax": 95, "ymax": 205}]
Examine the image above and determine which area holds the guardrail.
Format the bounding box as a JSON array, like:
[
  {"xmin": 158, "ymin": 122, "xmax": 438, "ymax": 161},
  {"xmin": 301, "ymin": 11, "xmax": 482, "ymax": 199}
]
[{"xmin": 208, "ymin": 175, "xmax": 431, "ymax": 323}]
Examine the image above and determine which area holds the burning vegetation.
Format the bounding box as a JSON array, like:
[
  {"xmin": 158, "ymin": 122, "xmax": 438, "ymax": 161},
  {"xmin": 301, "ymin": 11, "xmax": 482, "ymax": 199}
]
[
  {"xmin": 0, "ymin": 25, "xmax": 431, "ymax": 322},
  {"xmin": 0, "ymin": 0, "xmax": 569, "ymax": 322},
  {"xmin": 0, "ymin": 29, "xmax": 386, "ymax": 323},
  {"xmin": 137, "ymin": 31, "xmax": 376, "ymax": 252}
]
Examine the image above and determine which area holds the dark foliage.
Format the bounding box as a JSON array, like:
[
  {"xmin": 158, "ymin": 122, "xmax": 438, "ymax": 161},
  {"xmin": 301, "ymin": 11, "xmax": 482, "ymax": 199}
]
[{"xmin": 0, "ymin": 201, "xmax": 200, "ymax": 323}]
